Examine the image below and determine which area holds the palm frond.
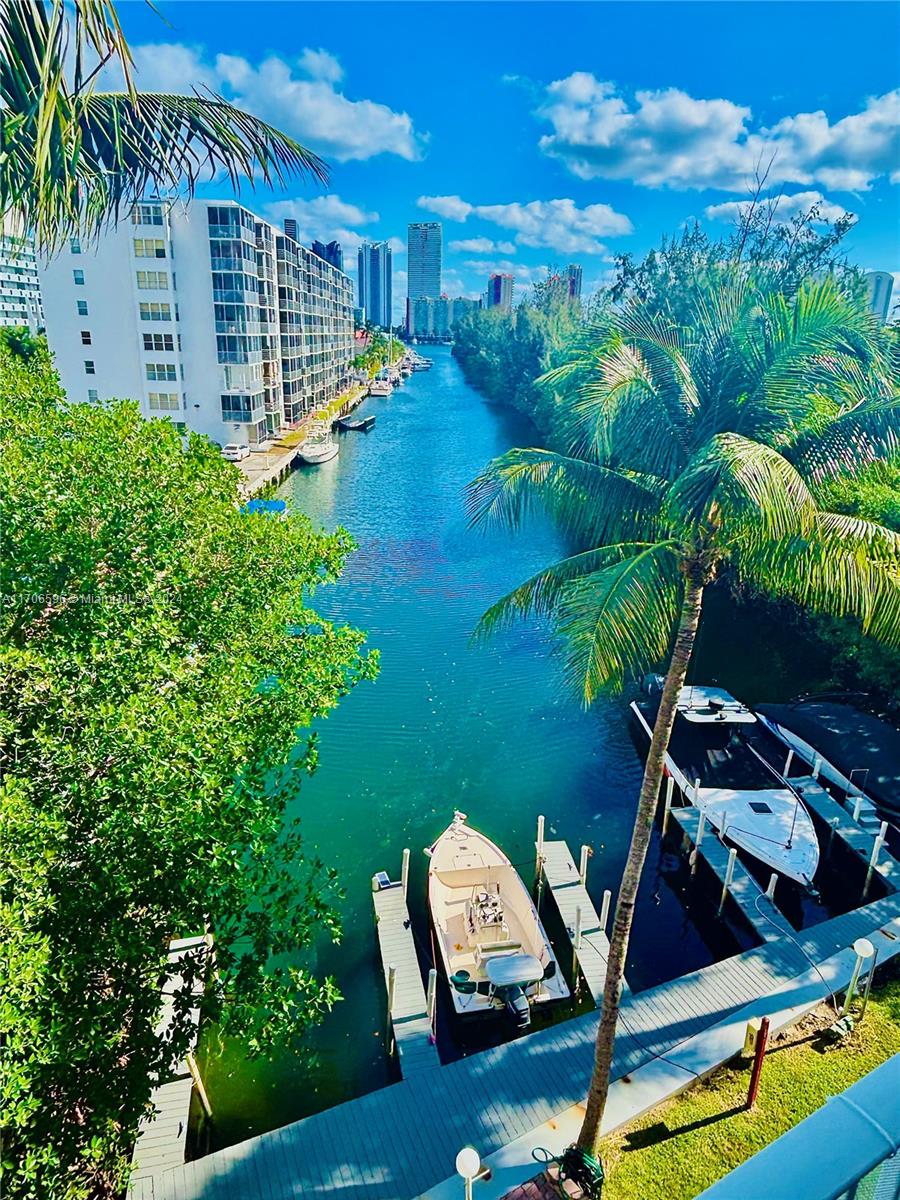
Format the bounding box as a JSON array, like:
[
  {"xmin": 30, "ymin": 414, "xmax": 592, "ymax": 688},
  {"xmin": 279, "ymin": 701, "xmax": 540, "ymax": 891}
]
[
  {"xmin": 0, "ymin": 1, "xmax": 328, "ymax": 252},
  {"xmin": 788, "ymin": 386, "xmax": 900, "ymax": 483},
  {"xmin": 555, "ymin": 542, "xmax": 683, "ymax": 702},
  {"xmin": 667, "ymin": 432, "xmax": 816, "ymax": 545},
  {"xmin": 474, "ymin": 543, "xmax": 660, "ymax": 640},
  {"xmin": 466, "ymin": 448, "xmax": 664, "ymax": 547}
]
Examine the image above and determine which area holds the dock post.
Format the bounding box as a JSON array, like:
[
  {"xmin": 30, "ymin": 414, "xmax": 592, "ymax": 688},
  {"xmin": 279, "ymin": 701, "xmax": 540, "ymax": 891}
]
[
  {"xmin": 426, "ymin": 967, "xmax": 438, "ymax": 1030},
  {"xmin": 765, "ymin": 873, "xmax": 778, "ymax": 901},
  {"xmin": 662, "ymin": 776, "xmax": 674, "ymax": 834},
  {"xmin": 746, "ymin": 1016, "xmax": 770, "ymax": 1110},
  {"xmin": 535, "ymin": 815, "xmax": 545, "ymax": 884},
  {"xmin": 599, "ymin": 888, "xmax": 612, "ymax": 935},
  {"xmin": 695, "ymin": 811, "xmax": 706, "ymax": 847},
  {"xmin": 862, "ymin": 822, "xmax": 887, "ymax": 900},
  {"xmin": 693, "ymin": 777, "xmax": 701, "ymax": 805},
  {"xmin": 573, "ymin": 905, "xmax": 583, "ymax": 997},
  {"xmin": 852, "ymin": 795, "xmax": 863, "ymax": 823},
  {"xmin": 826, "ymin": 816, "xmax": 839, "ymax": 861},
  {"xmin": 401, "ymin": 848, "xmax": 410, "ymax": 900},
  {"xmin": 579, "ymin": 844, "xmax": 591, "ymax": 887},
  {"xmin": 719, "ymin": 848, "xmax": 737, "ymax": 916},
  {"xmin": 812, "ymin": 755, "xmax": 822, "ymax": 781},
  {"xmin": 783, "ymin": 749, "xmax": 794, "ymax": 777},
  {"xmin": 386, "ymin": 963, "xmax": 397, "ymax": 1054}
]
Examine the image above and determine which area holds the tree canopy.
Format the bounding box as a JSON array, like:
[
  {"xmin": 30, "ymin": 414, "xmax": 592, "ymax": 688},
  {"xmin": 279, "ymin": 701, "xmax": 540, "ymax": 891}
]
[{"xmin": 0, "ymin": 344, "xmax": 376, "ymax": 1198}]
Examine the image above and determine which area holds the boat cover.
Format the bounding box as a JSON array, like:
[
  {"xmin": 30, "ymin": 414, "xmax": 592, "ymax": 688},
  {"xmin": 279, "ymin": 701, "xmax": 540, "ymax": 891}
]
[
  {"xmin": 484, "ymin": 953, "xmax": 543, "ymax": 988},
  {"xmin": 759, "ymin": 701, "xmax": 900, "ymax": 815}
]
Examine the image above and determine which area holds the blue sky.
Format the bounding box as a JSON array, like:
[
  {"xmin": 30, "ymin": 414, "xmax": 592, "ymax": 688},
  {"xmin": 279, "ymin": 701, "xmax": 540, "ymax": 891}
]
[{"xmin": 119, "ymin": 1, "xmax": 900, "ymax": 320}]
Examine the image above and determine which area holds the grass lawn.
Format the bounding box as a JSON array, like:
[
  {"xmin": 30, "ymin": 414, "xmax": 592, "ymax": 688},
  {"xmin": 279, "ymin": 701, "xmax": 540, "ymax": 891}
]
[{"xmin": 600, "ymin": 978, "xmax": 900, "ymax": 1200}]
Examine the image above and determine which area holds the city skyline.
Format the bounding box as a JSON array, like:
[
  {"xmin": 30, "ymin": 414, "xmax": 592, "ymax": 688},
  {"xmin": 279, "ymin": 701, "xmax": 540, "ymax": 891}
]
[{"xmin": 107, "ymin": 2, "xmax": 900, "ymax": 322}]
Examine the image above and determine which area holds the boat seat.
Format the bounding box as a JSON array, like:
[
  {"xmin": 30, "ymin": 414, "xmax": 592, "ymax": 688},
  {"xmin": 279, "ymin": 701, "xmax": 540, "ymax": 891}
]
[{"xmin": 475, "ymin": 940, "xmax": 522, "ymax": 963}]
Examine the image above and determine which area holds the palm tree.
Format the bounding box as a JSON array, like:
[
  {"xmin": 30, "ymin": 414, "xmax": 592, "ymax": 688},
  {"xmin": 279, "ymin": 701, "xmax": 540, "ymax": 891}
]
[
  {"xmin": 1, "ymin": 0, "xmax": 327, "ymax": 252},
  {"xmin": 467, "ymin": 274, "xmax": 900, "ymax": 1162}
]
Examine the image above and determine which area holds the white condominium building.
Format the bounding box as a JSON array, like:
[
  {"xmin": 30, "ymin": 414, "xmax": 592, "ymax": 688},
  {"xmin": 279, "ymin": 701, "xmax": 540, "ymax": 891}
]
[
  {"xmin": 0, "ymin": 217, "xmax": 43, "ymax": 330},
  {"xmin": 39, "ymin": 199, "xmax": 355, "ymax": 446}
]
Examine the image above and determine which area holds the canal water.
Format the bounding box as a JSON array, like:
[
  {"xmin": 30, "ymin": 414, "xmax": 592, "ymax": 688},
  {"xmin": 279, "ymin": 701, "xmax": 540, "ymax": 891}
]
[{"xmin": 200, "ymin": 345, "xmax": 835, "ymax": 1148}]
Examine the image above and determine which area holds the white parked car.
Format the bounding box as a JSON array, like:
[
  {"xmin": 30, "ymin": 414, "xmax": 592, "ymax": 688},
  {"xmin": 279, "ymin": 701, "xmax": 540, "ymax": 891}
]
[{"xmin": 221, "ymin": 443, "xmax": 250, "ymax": 462}]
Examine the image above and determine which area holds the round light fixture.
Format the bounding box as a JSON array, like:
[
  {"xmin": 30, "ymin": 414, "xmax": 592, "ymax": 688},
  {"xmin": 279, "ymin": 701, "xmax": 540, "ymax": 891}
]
[
  {"xmin": 854, "ymin": 937, "xmax": 875, "ymax": 959},
  {"xmin": 455, "ymin": 1147, "xmax": 481, "ymax": 1180}
]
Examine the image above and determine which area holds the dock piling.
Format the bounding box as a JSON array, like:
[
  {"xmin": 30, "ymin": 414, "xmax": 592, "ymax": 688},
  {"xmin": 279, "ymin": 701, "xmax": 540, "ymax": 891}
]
[
  {"xmin": 662, "ymin": 776, "xmax": 674, "ymax": 833},
  {"xmin": 812, "ymin": 754, "xmax": 822, "ymax": 781},
  {"xmin": 719, "ymin": 848, "xmax": 737, "ymax": 916},
  {"xmin": 862, "ymin": 822, "xmax": 888, "ymax": 900},
  {"xmin": 783, "ymin": 749, "xmax": 794, "ymax": 777},
  {"xmin": 826, "ymin": 816, "xmax": 840, "ymax": 861},
  {"xmin": 535, "ymin": 815, "xmax": 545, "ymax": 884},
  {"xmin": 599, "ymin": 888, "xmax": 612, "ymax": 935},
  {"xmin": 579, "ymin": 844, "xmax": 591, "ymax": 887},
  {"xmin": 401, "ymin": 848, "xmax": 410, "ymax": 900},
  {"xmin": 693, "ymin": 776, "xmax": 701, "ymax": 805},
  {"xmin": 765, "ymin": 873, "xmax": 778, "ymax": 901},
  {"xmin": 387, "ymin": 963, "xmax": 397, "ymax": 1053},
  {"xmin": 426, "ymin": 968, "xmax": 437, "ymax": 1028},
  {"xmin": 852, "ymin": 795, "xmax": 864, "ymax": 823}
]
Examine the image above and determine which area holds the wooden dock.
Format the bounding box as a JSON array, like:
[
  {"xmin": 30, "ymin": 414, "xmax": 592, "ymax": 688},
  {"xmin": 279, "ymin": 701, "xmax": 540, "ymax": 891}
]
[
  {"xmin": 130, "ymin": 889, "xmax": 900, "ymax": 1200},
  {"xmin": 797, "ymin": 778, "xmax": 898, "ymax": 892},
  {"xmin": 372, "ymin": 877, "xmax": 441, "ymax": 1079},
  {"xmin": 129, "ymin": 935, "xmax": 208, "ymax": 1194},
  {"xmin": 671, "ymin": 808, "xmax": 795, "ymax": 942},
  {"xmin": 539, "ymin": 840, "xmax": 623, "ymax": 1004}
]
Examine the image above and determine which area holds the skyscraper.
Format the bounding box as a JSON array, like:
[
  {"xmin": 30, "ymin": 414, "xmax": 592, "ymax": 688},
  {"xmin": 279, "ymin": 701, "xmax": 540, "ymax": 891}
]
[
  {"xmin": 566, "ymin": 264, "xmax": 583, "ymax": 300},
  {"xmin": 407, "ymin": 222, "xmax": 442, "ymax": 328},
  {"xmin": 312, "ymin": 240, "xmax": 343, "ymax": 273},
  {"xmin": 486, "ymin": 273, "xmax": 514, "ymax": 313},
  {"xmin": 0, "ymin": 216, "xmax": 43, "ymax": 330},
  {"xmin": 357, "ymin": 241, "xmax": 393, "ymax": 329},
  {"xmin": 866, "ymin": 271, "xmax": 894, "ymax": 323}
]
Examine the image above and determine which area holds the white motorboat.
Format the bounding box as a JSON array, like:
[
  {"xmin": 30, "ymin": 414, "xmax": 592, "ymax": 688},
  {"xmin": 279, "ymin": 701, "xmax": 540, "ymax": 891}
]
[
  {"xmin": 296, "ymin": 423, "xmax": 338, "ymax": 465},
  {"xmin": 631, "ymin": 685, "xmax": 820, "ymax": 887},
  {"xmin": 368, "ymin": 379, "xmax": 393, "ymax": 397},
  {"xmin": 426, "ymin": 812, "xmax": 569, "ymax": 1028}
]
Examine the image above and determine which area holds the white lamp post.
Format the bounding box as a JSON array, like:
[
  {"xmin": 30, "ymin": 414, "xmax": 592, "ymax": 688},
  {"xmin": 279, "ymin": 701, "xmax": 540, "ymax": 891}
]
[
  {"xmin": 456, "ymin": 1147, "xmax": 481, "ymax": 1200},
  {"xmin": 842, "ymin": 937, "xmax": 875, "ymax": 1016}
]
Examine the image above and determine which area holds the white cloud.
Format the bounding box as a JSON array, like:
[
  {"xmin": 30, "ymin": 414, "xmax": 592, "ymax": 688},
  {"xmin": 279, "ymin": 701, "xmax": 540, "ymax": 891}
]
[
  {"xmin": 449, "ymin": 237, "xmax": 516, "ymax": 254},
  {"xmin": 537, "ymin": 74, "xmax": 900, "ymax": 192},
  {"xmin": 417, "ymin": 195, "xmax": 631, "ymax": 256},
  {"xmin": 704, "ymin": 191, "xmax": 854, "ymax": 225},
  {"xmin": 128, "ymin": 43, "xmax": 425, "ymax": 163},
  {"xmin": 266, "ymin": 194, "xmax": 378, "ymax": 228}
]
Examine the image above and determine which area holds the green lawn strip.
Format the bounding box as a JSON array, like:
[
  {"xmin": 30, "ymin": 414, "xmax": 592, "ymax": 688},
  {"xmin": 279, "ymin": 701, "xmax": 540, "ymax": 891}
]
[{"xmin": 601, "ymin": 980, "xmax": 900, "ymax": 1200}]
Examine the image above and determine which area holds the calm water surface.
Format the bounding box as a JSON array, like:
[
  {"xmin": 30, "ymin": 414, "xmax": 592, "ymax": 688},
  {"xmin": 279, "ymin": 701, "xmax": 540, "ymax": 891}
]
[{"xmin": 200, "ymin": 346, "xmax": 830, "ymax": 1147}]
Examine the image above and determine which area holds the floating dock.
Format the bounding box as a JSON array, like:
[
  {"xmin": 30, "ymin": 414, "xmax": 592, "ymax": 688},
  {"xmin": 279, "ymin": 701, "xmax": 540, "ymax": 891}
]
[
  {"xmin": 129, "ymin": 936, "xmax": 209, "ymax": 1194},
  {"xmin": 372, "ymin": 869, "xmax": 441, "ymax": 1079},
  {"xmin": 538, "ymin": 839, "xmax": 623, "ymax": 1004},
  {"xmin": 797, "ymin": 778, "xmax": 899, "ymax": 892},
  {"xmin": 671, "ymin": 808, "xmax": 795, "ymax": 941}
]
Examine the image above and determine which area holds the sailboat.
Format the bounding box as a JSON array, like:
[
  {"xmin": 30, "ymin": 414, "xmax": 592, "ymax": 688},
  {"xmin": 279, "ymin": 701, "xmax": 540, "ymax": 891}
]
[
  {"xmin": 631, "ymin": 684, "xmax": 820, "ymax": 887},
  {"xmin": 426, "ymin": 813, "xmax": 569, "ymax": 1029}
]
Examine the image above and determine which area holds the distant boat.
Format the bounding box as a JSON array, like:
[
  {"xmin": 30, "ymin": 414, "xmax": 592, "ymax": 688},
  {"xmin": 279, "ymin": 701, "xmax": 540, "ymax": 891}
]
[
  {"xmin": 368, "ymin": 379, "xmax": 392, "ymax": 397},
  {"xmin": 631, "ymin": 684, "xmax": 820, "ymax": 887},
  {"xmin": 337, "ymin": 415, "xmax": 376, "ymax": 432},
  {"xmin": 426, "ymin": 812, "xmax": 569, "ymax": 1029},
  {"xmin": 296, "ymin": 423, "xmax": 338, "ymax": 465}
]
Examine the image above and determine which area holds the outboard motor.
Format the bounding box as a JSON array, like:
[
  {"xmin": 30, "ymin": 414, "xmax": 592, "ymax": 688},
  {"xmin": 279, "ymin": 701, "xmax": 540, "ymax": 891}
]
[
  {"xmin": 502, "ymin": 985, "xmax": 531, "ymax": 1031},
  {"xmin": 641, "ymin": 672, "xmax": 665, "ymax": 697}
]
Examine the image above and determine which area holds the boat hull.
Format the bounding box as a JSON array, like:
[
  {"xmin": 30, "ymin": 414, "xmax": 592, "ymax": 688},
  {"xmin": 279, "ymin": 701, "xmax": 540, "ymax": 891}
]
[
  {"xmin": 630, "ymin": 699, "xmax": 820, "ymax": 886},
  {"xmin": 296, "ymin": 441, "xmax": 338, "ymax": 465},
  {"xmin": 427, "ymin": 814, "xmax": 569, "ymax": 1020}
]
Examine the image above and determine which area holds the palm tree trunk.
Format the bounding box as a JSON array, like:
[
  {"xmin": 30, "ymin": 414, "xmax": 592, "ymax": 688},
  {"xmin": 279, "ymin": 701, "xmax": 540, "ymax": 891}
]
[{"xmin": 576, "ymin": 564, "xmax": 706, "ymax": 1156}]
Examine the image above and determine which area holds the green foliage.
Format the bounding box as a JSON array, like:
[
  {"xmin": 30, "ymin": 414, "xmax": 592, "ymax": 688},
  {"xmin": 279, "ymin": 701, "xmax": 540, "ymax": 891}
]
[
  {"xmin": 1, "ymin": 1, "xmax": 327, "ymax": 252},
  {"xmin": 468, "ymin": 275, "xmax": 900, "ymax": 703},
  {"xmin": 0, "ymin": 327, "xmax": 46, "ymax": 362},
  {"xmin": 452, "ymin": 279, "xmax": 588, "ymax": 429},
  {"xmin": 352, "ymin": 332, "xmax": 403, "ymax": 378},
  {"xmin": 0, "ymin": 343, "xmax": 377, "ymax": 1198}
]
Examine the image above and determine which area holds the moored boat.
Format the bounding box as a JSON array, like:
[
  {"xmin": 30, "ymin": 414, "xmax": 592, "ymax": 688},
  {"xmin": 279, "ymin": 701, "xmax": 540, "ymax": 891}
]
[
  {"xmin": 368, "ymin": 379, "xmax": 393, "ymax": 397},
  {"xmin": 296, "ymin": 423, "xmax": 338, "ymax": 464},
  {"xmin": 631, "ymin": 684, "xmax": 820, "ymax": 887},
  {"xmin": 337, "ymin": 415, "xmax": 376, "ymax": 432},
  {"xmin": 426, "ymin": 812, "xmax": 569, "ymax": 1029}
]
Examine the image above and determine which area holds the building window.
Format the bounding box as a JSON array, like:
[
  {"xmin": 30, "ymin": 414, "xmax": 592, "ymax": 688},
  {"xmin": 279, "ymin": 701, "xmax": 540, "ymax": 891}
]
[
  {"xmin": 77, "ymin": 299, "xmax": 89, "ymax": 316},
  {"xmin": 80, "ymin": 330, "xmax": 92, "ymax": 345},
  {"xmin": 133, "ymin": 238, "xmax": 167, "ymax": 259},
  {"xmin": 132, "ymin": 203, "xmax": 164, "ymax": 226},
  {"xmin": 87, "ymin": 388, "xmax": 98, "ymax": 402},
  {"xmin": 142, "ymin": 332, "xmax": 174, "ymax": 352},
  {"xmin": 70, "ymin": 237, "xmax": 81, "ymax": 254},
  {"xmin": 73, "ymin": 269, "xmax": 85, "ymax": 285},
  {"xmin": 146, "ymin": 362, "xmax": 177, "ymax": 382},
  {"xmin": 136, "ymin": 270, "xmax": 168, "ymax": 290},
  {"xmin": 84, "ymin": 360, "xmax": 95, "ymax": 375},
  {"xmin": 148, "ymin": 391, "xmax": 180, "ymax": 411},
  {"xmin": 139, "ymin": 301, "xmax": 171, "ymax": 321}
]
